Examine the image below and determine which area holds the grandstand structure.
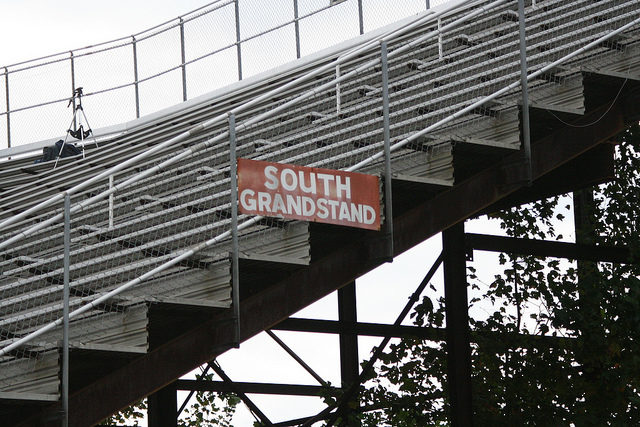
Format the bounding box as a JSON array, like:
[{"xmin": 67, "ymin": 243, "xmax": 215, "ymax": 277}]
[{"xmin": 1, "ymin": 0, "xmax": 639, "ymax": 425}]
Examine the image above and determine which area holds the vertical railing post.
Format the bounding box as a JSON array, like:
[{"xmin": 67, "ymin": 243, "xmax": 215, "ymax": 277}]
[
  {"xmin": 234, "ymin": 0, "xmax": 243, "ymax": 81},
  {"xmin": 132, "ymin": 36, "xmax": 140, "ymax": 118},
  {"xmin": 4, "ymin": 67, "xmax": 10, "ymax": 149},
  {"xmin": 380, "ymin": 41, "xmax": 394, "ymax": 262},
  {"xmin": 70, "ymin": 52, "xmax": 77, "ymax": 132},
  {"xmin": 179, "ymin": 18, "xmax": 188, "ymax": 102},
  {"xmin": 335, "ymin": 65, "xmax": 342, "ymax": 115},
  {"xmin": 108, "ymin": 175, "xmax": 114, "ymax": 229},
  {"xmin": 357, "ymin": 0, "xmax": 364, "ymax": 35},
  {"xmin": 517, "ymin": 0, "xmax": 532, "ymax": 185},
  {"xmin": 438, "ymin": 19, "xmax": 443, "ymax": 59},
  {"xmin": 426, "ymin": 0, "xmax": 430, "ymax": 10},
  {"xmin": 293, "ymin": 0, "xmax": 301, "ymax": 59},
  {"xmin": 62, "ymin": 195, "xmax": 71, "ymax": 427},
  {"xmin": 229, "ymin": 113, "xmax": 240, "ymax": 347}
]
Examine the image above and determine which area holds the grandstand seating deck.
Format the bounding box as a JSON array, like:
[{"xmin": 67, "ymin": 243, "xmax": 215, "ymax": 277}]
[{"xmin": 0, "ymin": 0, "xmax": 639, "ymax": 424}]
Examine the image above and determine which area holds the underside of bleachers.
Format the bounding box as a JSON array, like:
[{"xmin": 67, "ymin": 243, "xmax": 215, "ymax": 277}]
[{"xmin": 1, "ymin": 0, "xmax": 639, "ymax": 425}]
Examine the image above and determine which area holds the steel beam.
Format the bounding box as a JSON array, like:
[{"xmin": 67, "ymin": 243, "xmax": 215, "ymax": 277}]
[
  {"xmin": 275, "ymin": 318, "xmax": 445, "ymax": 339},
  {"xmin": 266, "ymin": 330, "xmax": 328, "ymax": 386},
  {"xmin": 175, "ymin": 379, "xmax": 337, "ymax": 396},
  {"xmin": 30, "ymin": 96, "xmax": 638, "ymax": 427},
  {"xmin": 443, "ymin": 223, "xmax": 473, "ymax": 426},
  {"xmin": 274, "ymin": 318, "xmax": 574, "ymax": 348},
  {"xmin": 466, "ymin": 233, "xmax": 632, "ymax": 263}
]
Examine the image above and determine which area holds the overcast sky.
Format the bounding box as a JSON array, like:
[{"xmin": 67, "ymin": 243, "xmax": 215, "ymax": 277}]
[{"xmin": 2, "ymin": 1, "xmax": 208, "ymax": 66}]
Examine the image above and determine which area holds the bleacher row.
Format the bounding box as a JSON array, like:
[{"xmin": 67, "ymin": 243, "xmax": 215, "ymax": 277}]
[{"xmin": 0, "ymin": 0, "xmax": 639, "ymax": 406}]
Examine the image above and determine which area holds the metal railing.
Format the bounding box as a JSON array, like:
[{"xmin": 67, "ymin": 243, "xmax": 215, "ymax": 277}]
[{"xmin": 0, "ymin": 0, "xmax": 444, "ymax": 153}]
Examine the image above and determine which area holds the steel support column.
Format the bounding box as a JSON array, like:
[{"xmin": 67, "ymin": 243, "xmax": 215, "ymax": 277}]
[
  {"xmin": 148, "ymin": 382, "xmax": 178, "ymax": 427},
  {"xmin": 338, "ymin": 282, "xmax": 359, "ymax": 392},
  {"xmin": 443, "ymin": 223, "xmax": 473, "ymax": 426},
  {"xmin": 573, "ymin": 188, "xmax": 606, "ymax": 420}
]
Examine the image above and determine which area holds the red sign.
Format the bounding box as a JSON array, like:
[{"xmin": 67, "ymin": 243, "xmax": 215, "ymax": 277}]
[{"xmin": 237, "ymin": 158, "xmax": 380, "ymax": 230}]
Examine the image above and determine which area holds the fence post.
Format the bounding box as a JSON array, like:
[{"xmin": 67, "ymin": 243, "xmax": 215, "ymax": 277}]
[
  {"xmin": 380, "ymin": 41, "xmax": 394, "ymax": 262},
  {"xmin": 62, "ymin": 194, "xmax": 71, "ymax": 427},
  {"xmin": 132, "ymin": 36, "xmax": 140, "ymax": 118},
  {"xmin": 357, "ymin": 0, "xmax": 364, "ymax": 35},
  {"xmin": 179, "ymin": 18, "xmax": 188, "ymax": 102},
  {"xmin": 70, "ymin": 51, "xmax": 77, "ymax": 132},
  {"xmin": 293, "ymin": 0, "xmax": 301, "ymax": 58},
  {"xmin": 234, "ymin": 0, "xmax": 243, "ymax": 81},
  {"xmin": 517, "ymin": 0, "xmax": 532, "ymax": 185},
  {"xmin": 228, "ymin": 113, "xmax": 240, "ymax": 347},
  {"xmin": 4, "ymin": 67, "xmax": 10, "ymax": 149},
  {"xmin": 426, "ymin": 0, "xmax": 430, "ymax": 9}
]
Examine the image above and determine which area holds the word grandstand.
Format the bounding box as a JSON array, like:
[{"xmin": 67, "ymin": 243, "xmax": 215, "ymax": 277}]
[{"xmin": 238, "ymin": 158, "xmax": 381, "ymax": 230}]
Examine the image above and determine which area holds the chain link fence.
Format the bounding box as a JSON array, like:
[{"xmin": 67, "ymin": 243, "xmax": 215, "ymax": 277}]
[{"xmin": 1, "ymin": 0, "xmax": 450, "ymax": 153}]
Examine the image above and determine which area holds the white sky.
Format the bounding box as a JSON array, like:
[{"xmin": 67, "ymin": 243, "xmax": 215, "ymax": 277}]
[
  {"xmin": 0, "ymin": 1, "xmax": 528, "ymax": 426},
  {"xmin": 1, "ymin": 1, "xmax": 208, "ymax": 66}
]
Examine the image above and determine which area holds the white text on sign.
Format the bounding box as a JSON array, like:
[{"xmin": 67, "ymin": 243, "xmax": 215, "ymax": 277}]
[{"xmin": 237, "ymin": 158, "xmax": 380, "ymax": 230}]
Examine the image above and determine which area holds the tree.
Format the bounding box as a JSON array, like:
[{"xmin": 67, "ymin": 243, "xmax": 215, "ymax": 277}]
[{"xmin": 356, "ymin": 123, "xmax": 640, "ymax": 425}]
